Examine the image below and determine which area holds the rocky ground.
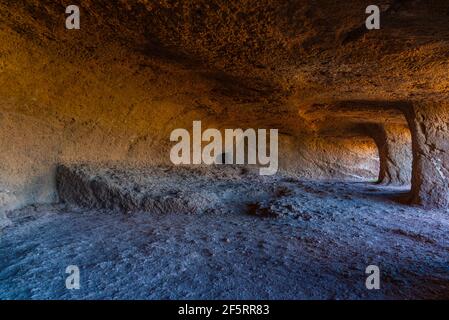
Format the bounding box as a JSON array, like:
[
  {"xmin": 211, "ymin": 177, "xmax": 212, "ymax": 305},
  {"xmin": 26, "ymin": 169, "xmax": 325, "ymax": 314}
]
[{"xmin": 1, "ymin": 166, "xmax": 448, "ymax": 299}]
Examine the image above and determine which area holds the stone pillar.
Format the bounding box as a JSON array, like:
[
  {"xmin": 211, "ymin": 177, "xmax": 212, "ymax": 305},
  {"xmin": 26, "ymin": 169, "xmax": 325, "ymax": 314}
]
[
  {"xmin": 406, "ymin": 101, "xmax": 449, "ymax": 208},
  {"xmin": 0, "ymin": 191, "xmax": 14, "ymax": 229},
  {"xmin": 366, "ymin": 123, "xmax": 412, "ymax": 186}
]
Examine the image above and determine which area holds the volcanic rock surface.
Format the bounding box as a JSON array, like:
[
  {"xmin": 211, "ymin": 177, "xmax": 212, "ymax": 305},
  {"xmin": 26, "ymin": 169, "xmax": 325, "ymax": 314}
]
[
  {"xmin": 56, "ymin": 164, "xmax": 276, "ymax": 214},
  {"xmin": 2, "ymin": 179, "xmax": 449, "ymax": 299},
  {"xmin": 1, "ymin": 0, "xmax": 448, "ymax": 216},
  {"xmin": 1, "ymin": 0, "xmax": 449, "ymax": 300}
]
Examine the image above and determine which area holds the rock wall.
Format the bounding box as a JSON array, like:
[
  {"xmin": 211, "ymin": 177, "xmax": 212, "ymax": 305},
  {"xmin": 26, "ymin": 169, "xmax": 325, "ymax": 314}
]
[
  {"xmin": 0, "ymin": 28, "xmax": 380, "ymax": 222},
  {"xmin": 1, "ymin": 0, "xmax": 449, "ymax": 218},
  {"xmin": 406, "ymin": 101, "xmax": 449, "ymax": 208},
  {"xmin": 279, "ymin": 134, "xmax": 379, "ymax": 181},
  {"xmin": 0, "ymin": 28, "xmax": 212, "ymax": 218}
]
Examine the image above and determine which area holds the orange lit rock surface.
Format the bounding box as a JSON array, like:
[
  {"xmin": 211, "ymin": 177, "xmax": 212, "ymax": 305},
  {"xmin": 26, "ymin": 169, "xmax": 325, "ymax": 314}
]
[{"xmin": 0, "ymin": 0, "xmax": 448, "ymax": 214}]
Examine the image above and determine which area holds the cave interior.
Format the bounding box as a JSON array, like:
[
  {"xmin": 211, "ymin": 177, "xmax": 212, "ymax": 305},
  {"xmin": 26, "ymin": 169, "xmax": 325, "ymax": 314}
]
[{"xmin": 0, "ymin": 0, "xmax": 449, "ymax": 299}]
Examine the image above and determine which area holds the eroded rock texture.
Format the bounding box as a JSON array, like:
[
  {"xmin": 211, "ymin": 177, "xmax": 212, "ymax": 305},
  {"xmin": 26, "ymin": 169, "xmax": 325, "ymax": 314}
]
[
  {"xmin": 56, "ymin": 164, "xmax": 271, "ymax": 214},
  {"xmin": 406, "ymin": 101, "xmax": 449, "ymax": 208},
  {"xmin": 0, "ymin": 0, "xmax": 449, "ymax": 216},
  {"xmin": 366, "ymin": 123, "xmax": 412, "ymax": 185}
]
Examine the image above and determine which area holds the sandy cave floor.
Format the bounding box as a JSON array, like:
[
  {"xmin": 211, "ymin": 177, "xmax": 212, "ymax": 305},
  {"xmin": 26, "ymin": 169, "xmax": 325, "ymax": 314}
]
[{"xmin": 1, "ymin": 178, "xmax": 449, "ymax": 300}]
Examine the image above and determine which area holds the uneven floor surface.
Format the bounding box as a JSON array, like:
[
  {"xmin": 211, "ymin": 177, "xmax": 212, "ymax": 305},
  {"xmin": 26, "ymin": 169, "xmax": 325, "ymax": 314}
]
[{"xmin": 1, "ymin": 170, "xmax": 449, "ymax": 299}]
